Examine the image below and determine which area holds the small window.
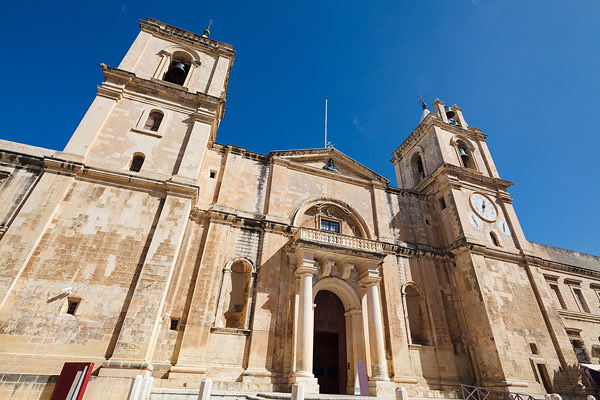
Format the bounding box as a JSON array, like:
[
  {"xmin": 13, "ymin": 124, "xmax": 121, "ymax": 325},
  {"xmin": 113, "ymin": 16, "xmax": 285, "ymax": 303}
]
[
  {"xmin": 530, "ymin": 343, "xmax": 539, "ymax": 354},
  {"xmin": 439, "ymin": 197, "xmax": 446, "ymax": 210},
  {"xmin": 549, "ymin": 283, "xmax": 566, "ymax": 309},
  {"xmin": 170, "ymin": 318, "xmax": 179, "ymax": 331},
  {"xmin": 320, "ymin": 219, "xmax": 340, "ymax": 233},
  {"xmin": 209, "ymin": 170, "xmax": 216, "ymax": 179},
  {"xmin": 143, "ymin": 111, "xmax": 163, "ymax": 132},
  {"xmin": 573, "ymin": 287, "xmax": 590, "ymax": 313},
  {"xmin": 130, "ymin": 153, "xmax": 145, "ymax": 172},
  {"xmin": 490, "ymin": 232, "xmax": 500, "ymax": 247},
  {"xmin": 66, "ymin": 298, "xmax": 80, "ymax": 315},
  {"xmin": 425, "ymin": 219, "xmax": 430, "ymax": 225}
]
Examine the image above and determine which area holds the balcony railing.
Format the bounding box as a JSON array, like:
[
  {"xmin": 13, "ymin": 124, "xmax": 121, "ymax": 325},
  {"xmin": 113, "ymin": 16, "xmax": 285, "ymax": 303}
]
[{"xmin": 295, "ymin": 227, "xmax": 383, "ymax": 253}]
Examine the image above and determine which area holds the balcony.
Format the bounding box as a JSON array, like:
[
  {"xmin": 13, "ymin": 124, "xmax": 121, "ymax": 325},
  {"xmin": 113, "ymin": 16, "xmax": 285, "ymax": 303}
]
[{"xmin": 294, "ymin": 227, "xmax": 383, "ymax": 254}]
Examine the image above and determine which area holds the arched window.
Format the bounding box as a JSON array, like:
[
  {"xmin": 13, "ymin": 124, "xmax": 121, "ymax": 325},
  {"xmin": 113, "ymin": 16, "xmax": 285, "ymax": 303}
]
[
  {"xmin": 164, "ymin": 51, "xmax": 192, "ymax": 86},
  {"xmin": 456, "ymin": 140, "xmax": 476, "ymax": 170},
  {"xmin": 214, "ymin": 259, "xmax": 255, "ymax": 330},
  {"xmin": 143, "ymin": 111, "xmax": 163, "ymax": 132},
  {"xmin": 129, "ymin": 153, "xmax": 145, "ymax": 172},
  {"xmin": 404, "ymin": 284, "xmax": 430, "ymax": 345},
  {"xmin": 490, "ymin": 232, "xmax": 500, "ymax": 247},
  {"xmin": 411, "ymin": 153, "xmax": 425, "ymax": 183}
]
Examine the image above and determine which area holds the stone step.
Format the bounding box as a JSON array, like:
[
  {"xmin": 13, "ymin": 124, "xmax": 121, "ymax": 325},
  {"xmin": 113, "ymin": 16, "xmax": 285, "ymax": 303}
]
[{"xmin": 149, "ymin": 388, "xmax": 462, "ymax": 400}]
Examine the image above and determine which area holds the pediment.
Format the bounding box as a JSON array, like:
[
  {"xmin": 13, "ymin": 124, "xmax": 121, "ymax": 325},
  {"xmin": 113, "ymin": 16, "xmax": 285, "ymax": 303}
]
[{"xmin": 269, "ymin": 148, "xmax": 390, "ymax": 184}]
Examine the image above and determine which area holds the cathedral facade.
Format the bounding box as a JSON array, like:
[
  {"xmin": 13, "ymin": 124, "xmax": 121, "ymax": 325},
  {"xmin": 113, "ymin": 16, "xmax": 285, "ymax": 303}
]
[{"xmin": 0, "ymin": 18, "xmax": 599, "ymax": 400}]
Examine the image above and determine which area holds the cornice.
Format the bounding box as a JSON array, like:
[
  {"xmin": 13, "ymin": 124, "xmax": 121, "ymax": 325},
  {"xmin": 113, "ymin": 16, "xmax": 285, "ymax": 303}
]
[
  {"xmin": 558, "ymin": 309, "xmax": 600, "ymax": 324},
  {"xmin": 270, "ymin": 147, "xmax": 390, "ymax": 185},
  {"xmin": 100, "ymin": 64, "xmax": 225, "ymax": 111},
  {"xmin": 188, "ymin": 205, "xmax": 600, "ymax": 280},
  {"xmin": 0, "ymin": 149, "xmax": 45, "ymax": 169},
  {"xmin": 524, "ymin": 253, "xmax": 600, "ymax": 279},
  {"xmin": 391, "ymin": 114, "xmax": 487, "ymax": 163},
  {"xmin": 411, "ymin": 163, "xmax": 513, "ymax": 195},
  {"xmin": 43, "ymin": 156, "xmax": 198, "ymax": 199},
  {"xmin": 140, "ymin": 18, "xmax": 235, "ymax": 59}
]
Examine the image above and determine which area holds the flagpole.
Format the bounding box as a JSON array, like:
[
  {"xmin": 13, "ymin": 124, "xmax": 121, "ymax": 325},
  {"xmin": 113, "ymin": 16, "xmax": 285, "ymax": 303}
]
[{"xmin": 324, "ymin": 98, "xmax": 328, "ymax": 148}]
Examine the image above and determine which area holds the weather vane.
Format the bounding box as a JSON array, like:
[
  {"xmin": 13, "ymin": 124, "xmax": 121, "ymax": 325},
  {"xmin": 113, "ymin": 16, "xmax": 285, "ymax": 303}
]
[{"xmin": 418, "ymin": 94, "xmax": 427, "ymax": 109}]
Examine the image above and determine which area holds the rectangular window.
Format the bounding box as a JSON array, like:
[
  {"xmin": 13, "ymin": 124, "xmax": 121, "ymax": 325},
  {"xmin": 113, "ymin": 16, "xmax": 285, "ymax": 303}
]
[
  {"xmin": 439, "ymin": 197, "xmax": 446, "ymax": 210},
  {"xmin": 170, "ymin": 318, "xmax": 179, "ymax": 331},
  {"xmin": 320, "ymin": 219, "xmax": 340, "ymax": 233},
  {"xmin": 572, "ymin": 287, "xmax": 590, "ymax": 313},
  {"xmin": 549, "ymin": 284, "xmax": 566, "ymax": 309},
  {"xmin": 66, "ymin": 298, "xmax": 80, "ymax": 315},
  {"xmin": 571, "ymin": 339, "xmax": 590, "ymax": 363}
]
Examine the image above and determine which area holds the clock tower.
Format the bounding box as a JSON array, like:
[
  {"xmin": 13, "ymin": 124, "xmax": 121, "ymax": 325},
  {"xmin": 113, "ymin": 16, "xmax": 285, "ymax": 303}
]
[{"xmin": 391, "ymin": 99, "xmax": 579, "ymax": 393}]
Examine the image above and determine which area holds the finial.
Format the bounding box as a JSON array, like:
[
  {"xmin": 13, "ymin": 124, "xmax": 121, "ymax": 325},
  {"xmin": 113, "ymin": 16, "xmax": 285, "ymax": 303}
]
[
  {"xmin": 202, "ymin": 18, "xmax": 213, "ymax": 38},
  {"xmin": 418, "ymin": 94, "xmax": 431, "ymax": 123}
]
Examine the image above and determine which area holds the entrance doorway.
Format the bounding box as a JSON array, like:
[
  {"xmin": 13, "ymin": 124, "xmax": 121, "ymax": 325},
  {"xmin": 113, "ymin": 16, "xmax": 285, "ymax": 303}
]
[{"xmin": 313, "ymin": 290, "xmax": 347, "ymax": 394}]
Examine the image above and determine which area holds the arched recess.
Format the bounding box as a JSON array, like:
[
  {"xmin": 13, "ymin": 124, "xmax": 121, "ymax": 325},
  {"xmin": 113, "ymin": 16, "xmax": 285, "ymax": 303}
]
[
  {"xmin": 214, "ymin": 257, "xmax": 256, "ymax": 330},
  {"xmin": 402, "ymin": 282, "xmax": 431, "ymax": 345},
  {"xmin": 153, "ymin": 45, "xmax": 202, "ymax": 86},
  {"xmin": 312, "ymin": 277, "xmax": 366, "ymax": 394},
  {"xmin": 290, "ymin": 196, "xmax": 373, "ymax": 239},
  {"xmin": 313, "ymin": 277, "xmax": 361, "ymax": 310},
  {"xmin": 406, "ymin": 146, "xmax": 426, "ymax": 187},
  {"xmin": 450, "ymin": 135, "xmax": 478, "ymax": 171}
]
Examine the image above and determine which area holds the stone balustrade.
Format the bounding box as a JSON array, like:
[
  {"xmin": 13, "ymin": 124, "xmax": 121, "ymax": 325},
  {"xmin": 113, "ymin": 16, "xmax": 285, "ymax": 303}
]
[{"xmin": 296, "ymin": 227, "xmax": 383, "ymax": 253}]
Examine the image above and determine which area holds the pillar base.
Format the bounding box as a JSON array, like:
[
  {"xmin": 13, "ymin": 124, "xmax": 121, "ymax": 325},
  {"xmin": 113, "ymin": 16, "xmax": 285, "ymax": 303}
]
[
  {"xmin": 289, "ymin": 375, "xmax": 319, "ymax": 394},
  {"xmin": 368, "ymin": 380, "xmax": 395, "ymax": 397},
  {"xmin": 242, "ymin": 369, "xmax": 276, "ymax": 385},
  {"xmin": 168, "ymin": 364, "xmax": 207, "ymax": 384},
  {"xmin": 99, "ymin": 360, "xmax": 153, "ymax": 377}
]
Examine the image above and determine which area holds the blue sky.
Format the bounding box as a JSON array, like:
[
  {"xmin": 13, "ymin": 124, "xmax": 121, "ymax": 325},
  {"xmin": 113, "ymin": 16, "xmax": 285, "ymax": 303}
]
[{"xmin": 1, "ymin": 1, "xmax": 599, "ymax": 255}]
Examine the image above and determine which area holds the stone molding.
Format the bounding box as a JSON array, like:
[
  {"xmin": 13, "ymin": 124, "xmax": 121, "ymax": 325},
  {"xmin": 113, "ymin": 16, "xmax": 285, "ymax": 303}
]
[
  {"xmin": 42, "ymin": 156, "xmax": 198, "ymax": 199},
  {"xmin": 391, "ymin": 113, "xmax": 487, "ymax": 162},
  {"xmin": 100, "ymin": 64, "xmax": 226, "ymax": 111},
  {"xmin": 140, "ymin": 18, "xmax": 235, "ymax": 58}
]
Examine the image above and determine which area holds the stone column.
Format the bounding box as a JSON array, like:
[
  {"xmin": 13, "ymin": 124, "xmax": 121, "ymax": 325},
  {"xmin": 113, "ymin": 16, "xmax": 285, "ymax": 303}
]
[
  {"xmin": 295, "ymin": 267, "xmax": 315, "ymax": 376},
  {"xmin": 290, "ymin": 251, "xmax": 319, "ymax": 393},
  {"xmin": 364, "ymin": 280, "xmax": 389, "ymax": 380},
  {"xmin": 359, "ymin": 262, "xmax": 389, "ymax": 382},
  {"xmin": 213, "ymin": 265, "xmax": 232, "ymax": 328}
]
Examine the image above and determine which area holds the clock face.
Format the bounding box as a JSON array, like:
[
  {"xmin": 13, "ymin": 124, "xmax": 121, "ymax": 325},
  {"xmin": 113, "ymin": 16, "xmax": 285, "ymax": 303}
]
[
  {"xmin": 468, "ymin": 211, "xmax": 483, "ymax": 229},
  {"xmin": 470, "ymin": 193, "xmax": 497, "ymax": 222},
  {"xmin": 497, "ymin": 220, "xmax": 511, "ymax": 236}
]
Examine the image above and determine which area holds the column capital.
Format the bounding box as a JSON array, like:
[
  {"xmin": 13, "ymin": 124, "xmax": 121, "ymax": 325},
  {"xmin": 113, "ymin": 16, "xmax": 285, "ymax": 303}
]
[
  {"xmin": 296, "ymin": 259, "xmax": 318, "ymax": 277},
  {"xmin": 344, "ymin": 307, "xmax": 362, "ymax": 317},
  {"xmin": 359, "ymin": 262, "xmax": 381, "ymax": 286}
]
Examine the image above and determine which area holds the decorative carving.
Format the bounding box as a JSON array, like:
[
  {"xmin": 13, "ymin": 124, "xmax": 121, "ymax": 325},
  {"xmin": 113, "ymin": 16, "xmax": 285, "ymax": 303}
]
[
  {"xmin": 318, "ymin": 258, "xmax": 335, "ymax": 278},
  {"xmin": 340, "ymin": 262, "xmax": 355, "ymax": 280}
]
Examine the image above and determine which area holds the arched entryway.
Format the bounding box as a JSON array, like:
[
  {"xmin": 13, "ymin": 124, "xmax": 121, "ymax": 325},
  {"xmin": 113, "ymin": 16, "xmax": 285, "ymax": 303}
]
[{"xmin": 313, "ymin": 290, "xmax": 347, "ymax": 394}]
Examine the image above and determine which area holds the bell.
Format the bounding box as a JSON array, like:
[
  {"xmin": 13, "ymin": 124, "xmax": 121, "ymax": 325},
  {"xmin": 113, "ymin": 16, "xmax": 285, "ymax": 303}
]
[
  {"xmin": 458, "ymin": 147, "xmax": 468, "ymax": 157},
  {"xmin": 167, "ymin": 62, "xmax": 187, "ymax": 82},
  {"xmin": 446, "ymin": 109, "xmax": 456, "ymax": 120}
]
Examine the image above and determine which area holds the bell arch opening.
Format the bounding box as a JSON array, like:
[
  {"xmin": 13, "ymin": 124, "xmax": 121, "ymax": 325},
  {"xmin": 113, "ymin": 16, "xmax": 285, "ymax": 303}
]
[{"xmin": 313, "ymin": 290, "xmax": 347, "ymax": 394}]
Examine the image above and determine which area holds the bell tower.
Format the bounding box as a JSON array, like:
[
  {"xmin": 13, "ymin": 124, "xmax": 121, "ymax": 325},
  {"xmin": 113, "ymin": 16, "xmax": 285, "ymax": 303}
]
[
  {"xmin": 391, "ymin": 100, "xmax": 578, "ymax": 393},
  {"xmin": 62, "ymin": 18, "xmax": 235, "ymax": 184},
  {"xmin": 390, "ymin": 98, "xmax": 529, "ymax": 251}
]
